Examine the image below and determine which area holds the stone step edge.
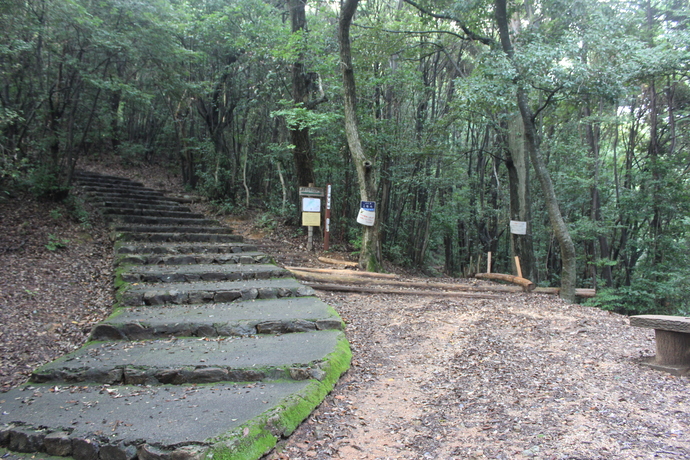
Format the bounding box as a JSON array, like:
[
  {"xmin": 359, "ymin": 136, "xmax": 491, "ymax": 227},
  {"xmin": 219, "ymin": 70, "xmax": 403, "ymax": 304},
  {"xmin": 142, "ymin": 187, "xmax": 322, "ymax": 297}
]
[
  {"xmin": 114, "ymin": 252, "xmax": 271, "ymax": 267},
  {"xmin": 117, "ymin": 283, "xmax": 314, "ymax": 307},
  {"xmin": 108, "ymin": 216, "xmax": 220, "ymax": 225},
  {"xmin": 111, "ymin": 225, "xmax": 232, "ymax": 234},
  {"xmin": 114, "ymin": 242, "xmax": 258, "ymax": 255},
  {"xmin": 30, "ymin": 332, "xmax": 345, "ymax": 386},
  {"xmin": 115, "ymin": 233, "xmax": 243, "ymax": 244},
  {"xmin": 90, "ymin": 300, "xmax": 345, "ymax": 341},
  {"xmin": 0, "ymin": 338, "xmax": 350, "ymax": 460},
  {"xmin": 99, "ymin": 202, "xmax": 190, "ymax": 211},
  {"xmin": 105, "ymin": 209, "xmax": 205, "ymax": 217},
  {"xmin": 116, "ymin": 265, "xmax": 289, "ymax": 284}
]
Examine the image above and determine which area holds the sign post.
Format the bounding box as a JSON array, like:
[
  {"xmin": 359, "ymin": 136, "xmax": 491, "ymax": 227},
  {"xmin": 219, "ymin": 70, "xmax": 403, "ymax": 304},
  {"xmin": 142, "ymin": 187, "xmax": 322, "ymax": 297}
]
[
  {"xmin": 510, "ymin": 220, "xmax": 527, "ymax": 276},
  {"xmin": 324, "ymin": 184, "xmax": 332, "ymax": 251},
  {"xmin": 299, "ymin": 186, "xmax": 325, "ymax": 251}
]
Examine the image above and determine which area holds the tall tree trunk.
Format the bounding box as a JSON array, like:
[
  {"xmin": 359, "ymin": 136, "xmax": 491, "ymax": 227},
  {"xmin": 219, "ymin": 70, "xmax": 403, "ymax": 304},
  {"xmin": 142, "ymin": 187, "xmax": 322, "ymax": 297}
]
[
  {"xmin": 583, "ymin": 103, "xmax": 613, "ymax": 288},
  {"xmin": 289, "ymin": 0, "xmax": 316, "ymax": 187},
  {"xmin": 505, "ymin": 114, "xmax": 535, "ymax": 281},
  {"xmin": 339, "ymin": 0, "xmax": 382, "ymax": 271},
  {"xmin": 495, "ymin": 0, "xmax": 577, "ymax": 301}
]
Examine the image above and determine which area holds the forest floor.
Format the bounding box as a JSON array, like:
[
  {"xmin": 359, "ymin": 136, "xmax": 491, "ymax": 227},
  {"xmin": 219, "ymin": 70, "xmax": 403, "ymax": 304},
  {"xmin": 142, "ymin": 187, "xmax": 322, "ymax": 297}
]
[{"xmin": 0, "ymin": 158, "xmax": 688, "ymax": 460}]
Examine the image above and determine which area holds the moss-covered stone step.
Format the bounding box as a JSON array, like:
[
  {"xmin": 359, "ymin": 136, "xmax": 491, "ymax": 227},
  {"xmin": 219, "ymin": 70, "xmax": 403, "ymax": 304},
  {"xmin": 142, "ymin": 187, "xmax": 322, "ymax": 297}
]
[
  {"xmin": 109, "ymin": 215, "xmax": 220, "ymax": 226},
  {"xmin": 31, "ymin": 330, "xmax": 344, "ymax": 385},
  {"xmin": 90, "ymin": 297, "xmax": 344, "ymax": 340},
  {"xmin": 120, "ymin": 278, "xmax": 314, "ymax": 306},
  {"xmin": 115, "ymin": 241, "xmax": 259, "ymax": 255},
  {"xmin": 117, "ymin": 231, "xmax": 244, "ymax": 243},
  {"xmin": 112, "ymin": 224, "xmax": 233, "ymax": 235},
  {"xmin": 115, "ymin": 251, "xmax": 270, "ymax": 267},
  {"xmin": 119, "ymin": 264, "xmax": 289, "ymax": 284},
  {"xmin": 105, "ymin": 208, "xmax": 206, "ymax": 218},
  {"xmin": 0, "ymin": 335, "xmax": 350, "ymax": 460}
]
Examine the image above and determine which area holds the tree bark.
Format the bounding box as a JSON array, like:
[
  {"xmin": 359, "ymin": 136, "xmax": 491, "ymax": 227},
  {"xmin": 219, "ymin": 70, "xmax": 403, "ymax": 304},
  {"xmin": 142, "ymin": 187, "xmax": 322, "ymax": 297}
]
[
  {"xmin": 495, "ymin": 0, "xmax": 577, "ymax": 302},
  {"xmin": 505, "ymin": 114, "xmax": 535, "ymax": 281},
  {"xmin": 583, "ymin": 103, "xmax": 613, "ymax": 288},
  {"xmin": 289, "ymin": 0, "xmax": 316, "ymax": 187},
  {"xmin": 339, "ymin": 0, "xmax": 383, "ymax": 271}
]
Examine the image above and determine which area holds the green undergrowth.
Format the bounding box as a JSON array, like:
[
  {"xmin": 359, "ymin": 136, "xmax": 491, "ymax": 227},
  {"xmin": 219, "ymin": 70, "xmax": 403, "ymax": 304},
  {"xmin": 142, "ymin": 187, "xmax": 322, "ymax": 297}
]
[{"xmin": 207, "ymin": 334, "xmax": 351, "ymax": 460}]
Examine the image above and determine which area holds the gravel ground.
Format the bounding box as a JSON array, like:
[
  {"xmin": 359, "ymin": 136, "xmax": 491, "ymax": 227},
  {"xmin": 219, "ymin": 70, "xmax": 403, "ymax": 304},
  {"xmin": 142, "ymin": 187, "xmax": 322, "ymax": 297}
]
[{"xmin": 264, "ymin": 290, "xmax": 689, "ymax": 459}]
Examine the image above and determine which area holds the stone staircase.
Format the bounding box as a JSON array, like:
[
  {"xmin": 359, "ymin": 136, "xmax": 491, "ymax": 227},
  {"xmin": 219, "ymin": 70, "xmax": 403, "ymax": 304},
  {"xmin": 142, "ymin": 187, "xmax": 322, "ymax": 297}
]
[{"xmin": 0, "ymin": 171, "xmax": 350, "ymax": 460}]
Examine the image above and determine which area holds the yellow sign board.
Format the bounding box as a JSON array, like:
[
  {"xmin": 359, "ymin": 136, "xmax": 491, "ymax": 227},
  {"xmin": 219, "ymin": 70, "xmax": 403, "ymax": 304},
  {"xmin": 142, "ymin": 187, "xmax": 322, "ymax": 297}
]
[{"xmin": 302, "ymin": 212, "xmax": 321, "ymax": 227}]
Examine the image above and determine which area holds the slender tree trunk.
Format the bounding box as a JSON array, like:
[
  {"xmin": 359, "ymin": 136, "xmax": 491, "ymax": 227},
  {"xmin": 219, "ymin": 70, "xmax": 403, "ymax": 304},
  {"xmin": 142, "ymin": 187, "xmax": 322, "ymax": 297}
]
[
  {"xmin": 583, "ymin": 104, "xmax": 613, "ymax": 288},
  {"xmin": 495, "ymin": 0, "xmax": 576, "ymax": 301},
  {"xmin": 339, "ymin": 0, "xmax": 382, "ymax": 271}
]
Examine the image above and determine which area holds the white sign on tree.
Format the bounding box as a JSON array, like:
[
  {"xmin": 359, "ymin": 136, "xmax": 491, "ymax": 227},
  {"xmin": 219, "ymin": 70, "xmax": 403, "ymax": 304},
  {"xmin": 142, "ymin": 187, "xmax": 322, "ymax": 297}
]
[
  {"xmin": 510, "ymin": 220, "xmax": 527, "ymax": 235},
  {"xmin": 357, "ymin": 201, "xmax": 376, "ymax": 226}
]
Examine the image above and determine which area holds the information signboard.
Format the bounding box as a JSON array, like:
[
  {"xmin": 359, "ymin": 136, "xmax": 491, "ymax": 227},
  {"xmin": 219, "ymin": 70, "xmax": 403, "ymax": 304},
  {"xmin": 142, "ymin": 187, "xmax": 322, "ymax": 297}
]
[
  {"xmin": 302, "ymin": 212, "xmax": 321, "ymax": 226},
  {"xmin": 357, "ymin": 201, "xmax": 376, "ymax": 226},
  {"xmin": 510, "ymin": 220, "xmax": 527, "ymax": 235},
  {"xmin": 302, "ymin": 197, "xmax": 321, "ymax": 213}
]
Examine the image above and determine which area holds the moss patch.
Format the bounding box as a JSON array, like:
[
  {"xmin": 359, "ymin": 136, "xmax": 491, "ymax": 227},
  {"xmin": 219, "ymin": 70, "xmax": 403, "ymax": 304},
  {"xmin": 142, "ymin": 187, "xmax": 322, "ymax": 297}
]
[{"xmin": 208, "ymin": 334, "xmax": 351, "ymax": 460}]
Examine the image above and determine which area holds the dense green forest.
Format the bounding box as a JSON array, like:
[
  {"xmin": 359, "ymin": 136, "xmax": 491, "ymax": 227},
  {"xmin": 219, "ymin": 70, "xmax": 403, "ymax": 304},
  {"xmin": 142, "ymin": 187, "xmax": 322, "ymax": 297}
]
[{"xmin": 1, "ymin": 0, "xmax": 689, "ymax": 313}]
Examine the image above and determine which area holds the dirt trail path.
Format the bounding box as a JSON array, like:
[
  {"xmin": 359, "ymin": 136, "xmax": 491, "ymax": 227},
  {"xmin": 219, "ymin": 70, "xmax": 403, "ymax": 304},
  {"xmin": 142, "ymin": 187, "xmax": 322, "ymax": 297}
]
[{"xmin": 262, "ymin": 287, "xmax": 689, "ymax": 459}]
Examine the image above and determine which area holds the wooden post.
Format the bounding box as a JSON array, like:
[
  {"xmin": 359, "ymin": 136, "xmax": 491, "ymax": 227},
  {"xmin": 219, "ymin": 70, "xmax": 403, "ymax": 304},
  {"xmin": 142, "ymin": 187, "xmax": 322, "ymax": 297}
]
[
  {"xmin": 487, "ymin": 252, "xmax": 492, "ymax": 274},
  {"xmin": 324, "ymin": 183, "xmax": 331, "ymax": 251},
  {"xmin": 307, "ymin": 183, "xmax": 314, "ymax": 251},
  {"xmin": 514, "ymin": 256, "xmax": 523, "ymax": 279}
]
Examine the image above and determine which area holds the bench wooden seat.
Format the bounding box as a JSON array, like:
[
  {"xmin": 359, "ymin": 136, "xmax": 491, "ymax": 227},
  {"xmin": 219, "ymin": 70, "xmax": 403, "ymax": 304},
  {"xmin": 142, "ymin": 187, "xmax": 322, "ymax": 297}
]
[{"xmin": 630, "ymin": 315, "xmax": 690, "ymax": 376}]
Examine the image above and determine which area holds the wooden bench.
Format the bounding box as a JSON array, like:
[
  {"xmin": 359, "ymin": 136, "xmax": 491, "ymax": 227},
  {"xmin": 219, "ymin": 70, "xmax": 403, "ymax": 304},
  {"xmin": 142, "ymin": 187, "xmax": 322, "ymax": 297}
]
[{"xmin": 630, "ymin": 315, "xmax": 690, "ymax": 376}]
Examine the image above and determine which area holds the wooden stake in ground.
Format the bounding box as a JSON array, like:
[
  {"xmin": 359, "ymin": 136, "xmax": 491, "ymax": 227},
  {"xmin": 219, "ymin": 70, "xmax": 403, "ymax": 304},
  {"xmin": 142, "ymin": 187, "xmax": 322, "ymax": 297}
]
[{"xmin": 515, "ymin": 256, "xmax": 523, "ymax": 278}]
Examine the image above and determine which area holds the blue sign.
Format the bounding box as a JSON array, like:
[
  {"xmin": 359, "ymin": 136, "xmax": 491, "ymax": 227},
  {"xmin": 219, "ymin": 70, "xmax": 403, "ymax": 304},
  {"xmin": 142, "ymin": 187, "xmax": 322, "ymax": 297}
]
[
  {"xmin": 357, "ymin": 201, "xmax": 376, "ymax": 226},
  {"xmin": 361, "ymin": 201, "xmax": 376, "ymax": 211}
]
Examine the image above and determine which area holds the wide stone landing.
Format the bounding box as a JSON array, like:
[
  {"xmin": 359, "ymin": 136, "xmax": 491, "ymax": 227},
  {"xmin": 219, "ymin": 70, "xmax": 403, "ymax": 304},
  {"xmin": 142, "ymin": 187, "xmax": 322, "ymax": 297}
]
[{"xmin": 0, "ymin": 171, "xmax": 350, "ymax": 460}]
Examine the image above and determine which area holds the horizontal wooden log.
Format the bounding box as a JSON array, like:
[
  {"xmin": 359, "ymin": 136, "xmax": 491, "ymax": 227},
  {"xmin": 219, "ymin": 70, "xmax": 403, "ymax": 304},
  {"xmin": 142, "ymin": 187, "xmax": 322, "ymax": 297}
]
[
  {"xmin": 304, "ymin": 283, "xmax": 500, "ymax": 299},
  {"xmin": 286, "ymin": 266, "xmax": 397, "ymax": 279},
  {"xmin": 290, "ymin": 268, "xmax": 596, "ymax": 298},
  {"xmin": 533, "ymin": 287, "xmax": 597, "ymax": 298},
  {"xmin": 475, "ymin": 273, "xmax": 534, "ymax": 291},
  {"xmin": 318, "ymin": 256, "xmax": 358, "ymax": 267},
  {"xmin": 290, "ymin": 270, "xmax": 514, "ymax": 293}
]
